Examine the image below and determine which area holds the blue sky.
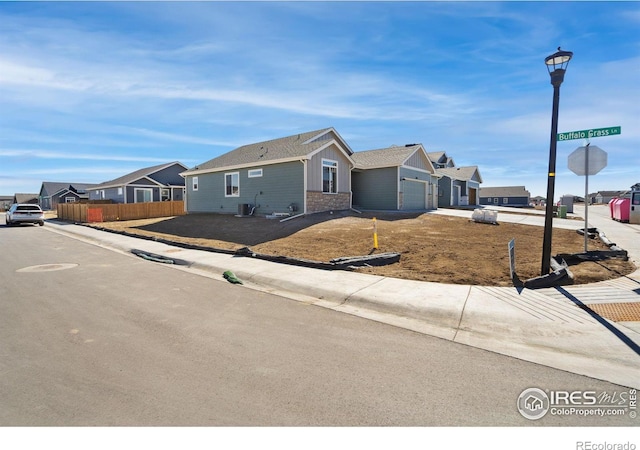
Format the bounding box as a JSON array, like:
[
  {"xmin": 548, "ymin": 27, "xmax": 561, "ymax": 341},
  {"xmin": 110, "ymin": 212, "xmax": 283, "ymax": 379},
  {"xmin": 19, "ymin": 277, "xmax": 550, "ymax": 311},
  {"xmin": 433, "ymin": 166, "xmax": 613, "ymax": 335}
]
[{"xmin": 1, "ymin": 1, "xmax": 639, "ymax": 199}]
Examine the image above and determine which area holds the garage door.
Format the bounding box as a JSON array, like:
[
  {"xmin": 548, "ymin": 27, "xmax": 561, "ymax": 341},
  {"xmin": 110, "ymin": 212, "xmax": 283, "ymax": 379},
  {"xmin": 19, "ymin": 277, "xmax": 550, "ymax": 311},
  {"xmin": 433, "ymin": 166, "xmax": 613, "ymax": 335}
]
[{"xmin": 402, "ymin": 179, "xmax": 426, "ymax": 210}]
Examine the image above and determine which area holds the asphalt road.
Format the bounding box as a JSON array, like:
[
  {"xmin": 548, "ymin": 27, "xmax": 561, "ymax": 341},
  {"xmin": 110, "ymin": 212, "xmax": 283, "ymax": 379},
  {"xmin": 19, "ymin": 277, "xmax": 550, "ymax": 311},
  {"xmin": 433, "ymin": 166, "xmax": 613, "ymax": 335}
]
[{"xmin": 0, "ymin": 216, "xmax": 637, "ymax": 427}]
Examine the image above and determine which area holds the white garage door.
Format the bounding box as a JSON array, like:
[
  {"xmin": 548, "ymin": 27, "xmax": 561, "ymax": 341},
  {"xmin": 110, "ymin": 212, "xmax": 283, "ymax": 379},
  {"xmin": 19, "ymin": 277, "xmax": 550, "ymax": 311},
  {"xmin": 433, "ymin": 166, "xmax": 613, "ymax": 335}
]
[{"xmin": 402, "ymin": 179, "xmax": 426, "ymax": 210}]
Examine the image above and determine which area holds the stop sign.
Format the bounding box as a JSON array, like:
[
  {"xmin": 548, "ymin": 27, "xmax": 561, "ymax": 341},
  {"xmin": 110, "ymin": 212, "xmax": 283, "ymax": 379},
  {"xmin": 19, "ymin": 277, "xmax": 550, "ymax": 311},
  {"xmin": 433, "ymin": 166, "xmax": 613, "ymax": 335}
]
[{"xmin": 568, "ymin": 145, "xmax": 607, "ymax": 176}]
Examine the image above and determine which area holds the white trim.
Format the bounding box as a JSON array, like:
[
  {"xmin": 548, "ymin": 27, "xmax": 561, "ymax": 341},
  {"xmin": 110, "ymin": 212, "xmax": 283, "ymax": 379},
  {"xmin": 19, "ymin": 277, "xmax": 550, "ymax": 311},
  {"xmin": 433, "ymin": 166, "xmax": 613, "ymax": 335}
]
[
  {"xmin": 192, "ymin": 176, "xmax": 199, "ymax": 191},
  {"xmin": 161, "ymin": 188, "xmax": 171, "ymax": 201},
  {"xmin": 134, "ymin": 188, "xmax": 153, "ymax": 203},
  {"xmin": 225, "ymin": 172, "xmax": 240, "ymax": 197},
  {"xmin": 181, "ymin": 156, "xmax": 305, "ymax": 177},
  {"xmin": 307, "ymin": 140, "xmax": 356, "ymax": 166},
  {"xmin": 248, "ymin": 168, "xmax": 263, "ymax": 178},
  {"xmin": 302, "ymin": 160, "xmax": 308, "ymax": 214},
  {"xmin": 321, "ymin": 159, "xmax": 338, "ymax": 194},
  {"xmin": 302, "ymin": 127, "xmax": 354, "ymax": 154}
]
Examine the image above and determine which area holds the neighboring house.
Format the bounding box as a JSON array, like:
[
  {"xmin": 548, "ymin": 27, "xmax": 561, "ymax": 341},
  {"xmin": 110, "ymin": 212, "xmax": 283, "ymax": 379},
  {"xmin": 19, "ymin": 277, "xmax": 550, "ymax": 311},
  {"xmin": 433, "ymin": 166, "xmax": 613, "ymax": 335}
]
[
  {"xmin": 13, "ymin": 193, "xmax": 39, "ymax": 205},
  {"xmin": 479, "ymin": 186, "xmax": 531, "ymax": 207},
  {"xmin": 351, "ymin": 144, "xmax": 439, "ymax": 210},
  {"xmin": 436, "ymin": 166, "xmax": 483, "ymax": 207},
  {"xmin": 427, "ymin": 151, "xmax": 456, "ymax": 169},
  {"xmin": 39, "ymin": 181, "xmax": 98, "ymax": 210},
  {"xmin": 530, "ymin": 196, "xmax": 546, "ymax": 206},
  {"xmin": 89, "ymin": 162, "xmax": 187, "ymax": 204},
  {"xmin": 0, "ymin": 196, "xmax": 12, "ymax": 211},
  {"xmin": 182, "ymin": 128, "xmax": 354, "ymax": 215},
  {"xmin": 594, "ymin": 190, "xmax": 628, "ymax": 204}
]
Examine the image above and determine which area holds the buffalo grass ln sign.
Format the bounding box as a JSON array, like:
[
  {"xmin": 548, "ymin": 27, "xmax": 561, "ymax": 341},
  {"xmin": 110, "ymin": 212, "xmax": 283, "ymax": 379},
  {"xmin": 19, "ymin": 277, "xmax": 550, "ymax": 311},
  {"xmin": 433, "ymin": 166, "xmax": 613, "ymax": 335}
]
[{"xmin": 558, "ymin": 126, "xmax": 621, "ymax": 141}]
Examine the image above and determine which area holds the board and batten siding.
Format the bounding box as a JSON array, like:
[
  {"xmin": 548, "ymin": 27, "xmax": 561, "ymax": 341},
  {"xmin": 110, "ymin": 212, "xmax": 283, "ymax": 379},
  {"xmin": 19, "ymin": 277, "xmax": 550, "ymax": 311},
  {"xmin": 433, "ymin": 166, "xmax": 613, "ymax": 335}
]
[
  {"xmin": 404, "ymin": 151, "xmax": 431, "ymax": 172},
  {"xmin": 306, "ymin": 143, "xmax": 352, "ymax": 193},
  {"xmin": 186, "ymin": 161, "xmax": 305, "ymax": 214},
  {"xmin": 352, "ymin": 167, "xmax": 398, "ymax": 210}
]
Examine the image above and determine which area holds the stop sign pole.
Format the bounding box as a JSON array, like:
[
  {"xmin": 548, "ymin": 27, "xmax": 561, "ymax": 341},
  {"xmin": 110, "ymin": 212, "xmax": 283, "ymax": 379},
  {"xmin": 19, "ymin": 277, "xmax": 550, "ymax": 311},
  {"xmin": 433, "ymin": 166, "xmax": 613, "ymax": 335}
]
[{"xmin": 567, "ymin": 142, "xmax": 609, "ymax": 252}]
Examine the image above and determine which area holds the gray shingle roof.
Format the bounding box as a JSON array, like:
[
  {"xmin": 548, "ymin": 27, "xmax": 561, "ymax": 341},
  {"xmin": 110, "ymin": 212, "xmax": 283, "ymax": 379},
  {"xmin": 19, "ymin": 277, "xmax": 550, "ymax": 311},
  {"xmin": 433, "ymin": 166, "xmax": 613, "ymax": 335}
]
[
  {"xmin": 186, "ymin": 128, "xmax": 352, "ymax": 174},
  {"xmin": 352, "ymin": 145, "xmax": 423, "ymax": 169},
  {"xmin": 94, "ymin": 162, "xmax": 187, "ymax": 189},
  {"xmin": 479, "ymin": 186, "xmax": 530, "ymax": 197},
  {"xmin": 41, "ymin": 182, "xmax": 98, "ymax": 196},
  {"xmin": 436, "ymin": 166, "xmax": 482, "ymax": 183}
]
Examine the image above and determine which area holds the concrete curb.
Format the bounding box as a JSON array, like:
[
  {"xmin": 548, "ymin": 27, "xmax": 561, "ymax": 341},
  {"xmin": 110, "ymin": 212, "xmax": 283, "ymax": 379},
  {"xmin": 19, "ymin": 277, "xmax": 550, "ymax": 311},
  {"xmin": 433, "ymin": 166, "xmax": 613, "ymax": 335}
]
[{"xmin": 43, "ymin": 219, "xmax": 640, "ymax": 388}]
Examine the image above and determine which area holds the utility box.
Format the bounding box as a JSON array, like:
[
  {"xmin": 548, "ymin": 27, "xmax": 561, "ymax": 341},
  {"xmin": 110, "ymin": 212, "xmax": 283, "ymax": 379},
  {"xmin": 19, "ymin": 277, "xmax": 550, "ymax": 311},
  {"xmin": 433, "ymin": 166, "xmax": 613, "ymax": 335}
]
[
  {"xmin": 238, "ymin": 203, "xmax": 251, "ymax": 216},
  {"xmin": 557, "ymin": 205, "xmax": 567, "ymax": 219},
  {"xmin": 560, "ymin": 195, "xmax": 574, "ymax": 213},
  {"xmin": 630, "ymin": 184, "xmax": 640, "ymax": 225}
]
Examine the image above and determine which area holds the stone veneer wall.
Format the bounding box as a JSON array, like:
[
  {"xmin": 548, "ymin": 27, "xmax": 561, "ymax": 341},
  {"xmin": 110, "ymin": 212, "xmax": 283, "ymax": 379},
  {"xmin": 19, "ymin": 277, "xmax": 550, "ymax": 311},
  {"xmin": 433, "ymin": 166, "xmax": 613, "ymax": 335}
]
[{"xmin": 306, "ymin": 191, "xmax": 351, "ymax": 214}]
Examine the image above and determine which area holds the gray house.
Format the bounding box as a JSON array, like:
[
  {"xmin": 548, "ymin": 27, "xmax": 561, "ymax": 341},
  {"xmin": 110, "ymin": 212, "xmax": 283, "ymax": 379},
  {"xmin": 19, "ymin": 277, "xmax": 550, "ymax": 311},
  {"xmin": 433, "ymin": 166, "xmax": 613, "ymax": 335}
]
[
  {"xmin": 436, "ymin": 166, "xmax": 483, "ymax": 207},
  {"xmin": 39, "ymin": 182, "xmax": 97, "ymax": 210},
  {"xmin": 12, "ymin": 193, "xmax": 39, "ymax": 205},
  {"xmin": 479, "ymin": 186, "xmax": 531, "ymax": 207},
  {"xmin": 351, "ymin": 144, "xmax": 439, "ymax": 210},
  {"xmin": 182, "ymin": 128, "xmax": 354, "ymax": 215},
  {"xmin": 89, "ymin": 162, "xmax": 187, "ymax": 204},
  {"xmin": 427, "ymin": 151, "xmax": 456, "ymax": 169}
]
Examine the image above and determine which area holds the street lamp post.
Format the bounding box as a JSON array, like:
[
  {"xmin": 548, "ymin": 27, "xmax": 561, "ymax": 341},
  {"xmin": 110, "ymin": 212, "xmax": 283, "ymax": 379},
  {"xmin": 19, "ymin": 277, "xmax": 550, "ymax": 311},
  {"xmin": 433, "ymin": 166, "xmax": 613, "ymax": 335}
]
[{"xmin": 541, "ymin": 48, "xmax": 573, "ymax": 276}]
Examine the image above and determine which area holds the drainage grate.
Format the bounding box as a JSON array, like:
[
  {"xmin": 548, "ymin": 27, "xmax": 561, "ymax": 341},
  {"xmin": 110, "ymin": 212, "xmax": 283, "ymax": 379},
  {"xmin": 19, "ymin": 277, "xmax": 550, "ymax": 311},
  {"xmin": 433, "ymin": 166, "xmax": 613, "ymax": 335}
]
[{"xmin": 586, "ymin": 302, "xmax": 640, "ymax": 322}]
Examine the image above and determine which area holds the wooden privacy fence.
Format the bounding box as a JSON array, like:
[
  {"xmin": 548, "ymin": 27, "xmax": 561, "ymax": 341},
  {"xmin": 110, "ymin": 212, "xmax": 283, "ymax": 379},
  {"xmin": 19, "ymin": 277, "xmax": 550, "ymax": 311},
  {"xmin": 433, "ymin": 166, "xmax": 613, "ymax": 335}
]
[{"xmin": 57, "ymin": 201, "xmax": 185, "ymax": 223}]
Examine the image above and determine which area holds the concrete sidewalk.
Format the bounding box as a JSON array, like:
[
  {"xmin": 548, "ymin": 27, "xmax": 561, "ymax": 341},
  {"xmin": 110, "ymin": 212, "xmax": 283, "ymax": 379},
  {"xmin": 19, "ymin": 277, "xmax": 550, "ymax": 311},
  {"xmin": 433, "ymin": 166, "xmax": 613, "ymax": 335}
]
[{"xmin": 42, "ymin": 210, "xmax": 640, "ymax": 389}]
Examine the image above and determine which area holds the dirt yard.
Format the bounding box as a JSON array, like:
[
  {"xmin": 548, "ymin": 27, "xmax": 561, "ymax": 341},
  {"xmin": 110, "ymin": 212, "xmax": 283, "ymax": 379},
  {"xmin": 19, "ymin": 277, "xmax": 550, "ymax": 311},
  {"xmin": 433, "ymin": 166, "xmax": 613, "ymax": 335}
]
[{"xmin": 87, "ymin": 210, "xmax": 636, "ymax": 287}]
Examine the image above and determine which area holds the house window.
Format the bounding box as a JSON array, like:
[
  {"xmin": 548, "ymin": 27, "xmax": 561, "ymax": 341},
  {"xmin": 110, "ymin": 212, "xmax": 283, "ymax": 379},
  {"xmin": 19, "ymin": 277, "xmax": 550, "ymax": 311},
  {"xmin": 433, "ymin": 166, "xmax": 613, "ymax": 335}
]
[
  {"xmin": 248, "ymin": 168, "xmax": 263, "ymax": 178},
  {"xmin": 135, "ymin": 188, "xmax": 153, "ymax": 203},
  {"xmin": 118, "ymin": 187, "xmax": 123, "ymax": 196},
  {"xmin": 65, "ymin": 197, "xmax": 76, "ymax": 203},
  {"xmin": 161, "ymin": 189, "xmax": 171, "ymax": 201},
  {"xmin": 322, "ymin": 159, "xmax": 338, "ymax": 194},
  {"xmin": 503, "ymin": 198, "xmax": 509, "ymax": 204},
  {"xmin": 494, "ymin": 198, "xmax": 499, "ymax": 204},
  {"xmin": 192, "ymin": 177, "xmax": 199, "ymax": 191},
  {"xmin": 487, "ymin": 197, "xmax": 492, "ymax": 203},
  {"xmin": 225, "ymin": 172, "xmax": 239, "ymax": 197}
]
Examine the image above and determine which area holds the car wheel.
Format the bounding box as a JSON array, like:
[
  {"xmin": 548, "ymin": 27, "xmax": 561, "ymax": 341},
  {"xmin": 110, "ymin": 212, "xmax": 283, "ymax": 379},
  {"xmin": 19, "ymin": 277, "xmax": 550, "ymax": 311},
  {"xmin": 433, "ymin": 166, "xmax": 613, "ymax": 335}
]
[{"xmin": 39, "ymin": 221, "xmax": 44, "ymax": 226}]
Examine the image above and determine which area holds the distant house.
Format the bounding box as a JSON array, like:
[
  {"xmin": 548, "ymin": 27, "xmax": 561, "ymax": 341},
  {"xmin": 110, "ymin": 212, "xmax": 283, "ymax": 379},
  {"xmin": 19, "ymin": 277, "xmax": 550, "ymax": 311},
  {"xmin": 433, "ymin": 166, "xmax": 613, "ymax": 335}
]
[
  {"xmin": 182, "ymin": 128, "xmax": 354, "ymax": 215},
  {"xmin": 39, "ymin": 182, "xmax": 98, "ymax": 210},
  {"xmin": 0, "ymin": 196, "xmax": 13, "ymax": 211},
  {"xmin": 479, "ymin": 186, "xmax": 531, "ymax": 207},
  {"xmin": 435, "ymin": 166, "xmax": 483, "ymax": 207},
  {"xmin": 530, "ymin": 196, "xmax": 546, "ymax": 206},
  {"xmin": 427, "ymin": 151, "xmax": 456, "ymax": 169},
  {"xmin": 13, "ymin": 193, "xmax": 39, "ymax": 205},
  {"xmin": 594, "ymin": 190, "xmax": 628, "ymax": 204},
  {"xmin": 89, "ymin": 162, "xmax": 187, "ymax": 204},
  {"xmin": 351, "ymin": 144, "xmax": 439, "ymax": 210}
]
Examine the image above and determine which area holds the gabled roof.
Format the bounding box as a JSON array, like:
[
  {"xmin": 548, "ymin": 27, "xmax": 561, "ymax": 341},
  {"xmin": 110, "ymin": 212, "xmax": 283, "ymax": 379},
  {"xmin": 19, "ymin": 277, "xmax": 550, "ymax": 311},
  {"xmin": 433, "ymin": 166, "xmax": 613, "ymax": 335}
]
[
  {"xmin": 183, "ymin": 128, "xmax": 353, "ymax": 175},
  {"xmin": 14, "ymin": 193, "xmax": 39, "ymax": 204},
  {"xmin": 94, "ymin": 162, "xmax": 188, "ymax": 189},
  {"xmin": 352, "ymin": 144, "xmax": 435, "ymax": 173},
  {"xmin": 479, "ymin": 186, "xmax": 530, "ymax": 198},
  {"xmin": 427, "ymin": 151, "xmax": 455, "ymax": 168},
  {"xmin": 436, "ymin": 166, "xmax": 483, "ymax": 183},
  {"xmin": 42, "ymin": 182, "xmax": 98, "ymax": 197}
]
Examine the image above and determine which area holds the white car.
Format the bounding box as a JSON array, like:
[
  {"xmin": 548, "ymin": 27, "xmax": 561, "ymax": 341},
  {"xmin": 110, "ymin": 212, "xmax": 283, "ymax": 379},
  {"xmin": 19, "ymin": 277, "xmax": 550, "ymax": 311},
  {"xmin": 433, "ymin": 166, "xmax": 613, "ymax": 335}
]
[{"xmin": 5, "ymin": 204, "xmax": 45, "ymax": 226}]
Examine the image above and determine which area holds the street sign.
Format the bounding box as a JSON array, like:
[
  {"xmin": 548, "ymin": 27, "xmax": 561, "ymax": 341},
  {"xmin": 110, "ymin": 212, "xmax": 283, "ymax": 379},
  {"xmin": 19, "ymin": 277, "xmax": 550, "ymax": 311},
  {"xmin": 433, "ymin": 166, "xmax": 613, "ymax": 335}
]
[
  {"xmin": 568, "ymin": 145, "xmax": 607, "ymax": 176},
  {"xmin": 557, "ymin": 126, "xmax": 621, "ymax": 141}
]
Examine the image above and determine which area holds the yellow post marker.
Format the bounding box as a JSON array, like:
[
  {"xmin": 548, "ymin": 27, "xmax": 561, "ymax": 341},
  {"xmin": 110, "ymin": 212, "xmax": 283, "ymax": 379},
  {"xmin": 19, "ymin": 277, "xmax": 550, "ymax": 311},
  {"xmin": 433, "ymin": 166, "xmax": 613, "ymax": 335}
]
[{"xmin": 372, "ymin": 217, "xmax": 379, "ymax": 249}]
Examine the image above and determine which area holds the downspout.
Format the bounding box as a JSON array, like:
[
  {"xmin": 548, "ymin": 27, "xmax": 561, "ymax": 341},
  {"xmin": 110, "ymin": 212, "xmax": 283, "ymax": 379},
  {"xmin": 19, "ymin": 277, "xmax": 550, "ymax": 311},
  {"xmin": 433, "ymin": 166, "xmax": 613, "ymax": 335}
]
[
  {"xmin": 397, "ymin": 167, "xmax": 401, "ymax": 210},
  {"xmin": 302, "ymin": 159, "xmax": 308, "ymax": 214}
]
